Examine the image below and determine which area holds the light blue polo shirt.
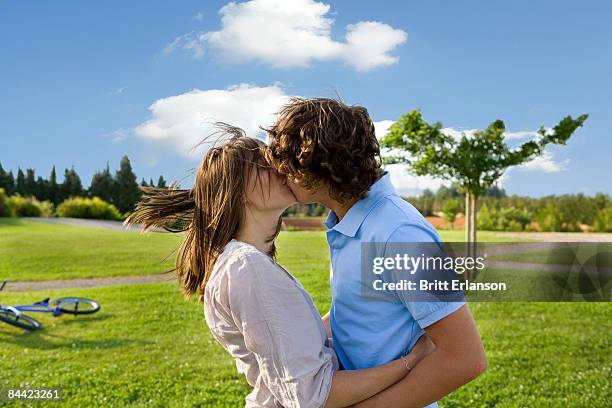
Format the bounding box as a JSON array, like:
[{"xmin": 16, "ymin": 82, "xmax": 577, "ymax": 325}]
[{"xmin": 326, "ymin": 173, "xmax": 465, "ymax": 407}]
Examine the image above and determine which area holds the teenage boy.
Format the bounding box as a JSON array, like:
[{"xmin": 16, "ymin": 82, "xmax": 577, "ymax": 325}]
[{"xmin": 265, "ymin": 98, "xmax": 487, "ymax": 407}]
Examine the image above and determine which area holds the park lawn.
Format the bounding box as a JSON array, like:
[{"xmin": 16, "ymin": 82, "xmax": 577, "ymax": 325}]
[
  {"xmin": 0, "ymin": 221, "xmax": 610, "ymax": 406},
  {"xmin": 0, "ymin": 218, "xmax": 522, "ymax": 282},
  {"xmin": 0, "ymin": 284, "xmax": 609, "ymax": 407}
]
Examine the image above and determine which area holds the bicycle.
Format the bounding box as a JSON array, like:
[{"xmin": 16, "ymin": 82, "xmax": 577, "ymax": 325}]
[{"xmin": 0, "ymin": 281, "xmax": 101, "ymax": 331}]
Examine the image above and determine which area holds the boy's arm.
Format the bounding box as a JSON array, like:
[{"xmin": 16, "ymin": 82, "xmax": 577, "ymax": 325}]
[{"xmin": 354, "ymin": 304, "xmax": 487, "ymax": 408}]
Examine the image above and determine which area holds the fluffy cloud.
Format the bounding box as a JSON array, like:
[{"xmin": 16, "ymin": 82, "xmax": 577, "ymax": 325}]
[
  {"xmin": 518, "ymin": 150, "xmax": 568, "ymax": 173},
  {"xmin": 134, "ymin": 83, "xmax": 289, "ymax": 157},
  {"xmin": 165, "ymin": 0, "xmax": 406, "ymax": 71}
]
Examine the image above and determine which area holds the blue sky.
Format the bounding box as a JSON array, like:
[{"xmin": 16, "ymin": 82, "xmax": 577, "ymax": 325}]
[{"xmin": 1, "ymin": 0, "xmax": 610, "ymax": 196}]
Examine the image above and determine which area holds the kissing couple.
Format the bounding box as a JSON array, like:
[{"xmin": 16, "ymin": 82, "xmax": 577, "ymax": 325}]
[{"xmin": 127, "ymin": 98, "xmax": 487, "ymax": 408}]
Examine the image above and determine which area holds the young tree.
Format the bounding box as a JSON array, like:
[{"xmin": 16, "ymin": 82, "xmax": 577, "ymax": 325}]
[
  {"xmin": 140, "ymin": 178, "xmax": 148, "ymax": 187},
  {"xmin": 381, "ymin": 111, "xmax": 588, "ymax": 248},
  {"xmin": 156, "ymin": 175, "xmax": 167, "ymax": 188},
  {"xmin": 90, "ymin": 163, "xmax": 115, "ymax": 203},
  {"xmin": 442, "ymin": 199, "xmax": 460, "ymax": 230},
  {"xmin": 113, "ymin": 156, "xmax": 140, "ymax": 214}
]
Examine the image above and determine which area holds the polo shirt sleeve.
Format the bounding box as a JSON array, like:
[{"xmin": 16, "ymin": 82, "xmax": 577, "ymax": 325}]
[{"xmin": 385, "ymin": 223, "xmax": 466, "ymax": 329}]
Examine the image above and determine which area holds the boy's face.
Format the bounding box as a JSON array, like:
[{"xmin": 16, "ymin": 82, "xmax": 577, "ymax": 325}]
[{"xmin": 286, "ymin": 177, "xmax": 322, "ymax": 204}]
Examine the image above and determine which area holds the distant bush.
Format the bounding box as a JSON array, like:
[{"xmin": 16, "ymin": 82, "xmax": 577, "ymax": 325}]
[
  {"xmin": 478, "ymin": 206, "xmax": 531, "ymax": 231},
  {"xmin": 535, "ymin": 202, "xmax": 581, "ymax": 232},
  {"xmin": 593, "ymin": 207, "xmax": 612, "ymax": 232},
  {"xmin": 56, "ymin": 196, "xmax": 122, "ymax": 220},
  {"xmin": 6, "ymin": 194, "xmax": 54, "ymax": 217},
  {"xmin": 0, "ymin": 188, "xmax": 10, "ymax": 217}
]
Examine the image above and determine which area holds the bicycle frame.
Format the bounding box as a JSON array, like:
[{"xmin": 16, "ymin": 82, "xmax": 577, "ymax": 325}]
[{"xmin": 10, "ymin": 299, "xmax": 64, "ymax": 316}]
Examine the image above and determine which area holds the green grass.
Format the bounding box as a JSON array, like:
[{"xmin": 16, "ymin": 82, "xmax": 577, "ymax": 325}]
[
  {"xmin": 0, "ymin": 220, "xmax": 610, "ymax": 406},
  {"xmin": 0, "ymin": 218, "xmax": 525, "ymax": 282},
  {"xmin": 0, "ymin": 219, "xmax": 182, "ymax": 281}
]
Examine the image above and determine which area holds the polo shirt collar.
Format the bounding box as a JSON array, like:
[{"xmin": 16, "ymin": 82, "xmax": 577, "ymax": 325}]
[{"xmin": 325, "ymin": 172, "xmax": 396, "ymax": 237}]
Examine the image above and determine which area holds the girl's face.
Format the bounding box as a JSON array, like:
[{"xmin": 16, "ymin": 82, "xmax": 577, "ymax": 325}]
[{"xmin": 245, "ymin": 165, "xmax": 297, "ymax": 212}]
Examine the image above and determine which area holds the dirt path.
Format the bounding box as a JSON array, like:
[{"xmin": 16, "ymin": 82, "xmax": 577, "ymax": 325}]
[
  {"xmin": 1, "ymin": 274, "xmax": 176, "ymax": 293},
  {"xmin": 22, "ymin": 217, "xmax": 165, "ymax": 232}
]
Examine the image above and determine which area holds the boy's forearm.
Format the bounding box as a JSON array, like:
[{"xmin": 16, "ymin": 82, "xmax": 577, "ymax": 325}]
[
  {"xmin": 354, "ymin": 347, "xmax": 484, "ymax": 408},
  {"xmin": 355, "ymin": 305, "xmax": 487, "ymax": 408}
]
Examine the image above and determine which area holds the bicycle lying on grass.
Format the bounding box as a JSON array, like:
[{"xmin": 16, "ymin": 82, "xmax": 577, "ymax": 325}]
[{"xmin": 0, "ymin": 281, "xmax": 101, "ymax": 331}]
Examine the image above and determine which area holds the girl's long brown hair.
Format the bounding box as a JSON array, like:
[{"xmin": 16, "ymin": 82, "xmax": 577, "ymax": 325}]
[{"xmin": 125, "ymin": 124, "xmax": 276, "ymax": 302}]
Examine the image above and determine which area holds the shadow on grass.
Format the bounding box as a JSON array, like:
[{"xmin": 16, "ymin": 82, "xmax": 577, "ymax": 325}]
[
  {"xmin": 0, "ymin": 327, "xmax": 151, "ymax": 350},
  {"xmin": 0, "ymin": 218, "xmax": 26, "ymax": 227}
]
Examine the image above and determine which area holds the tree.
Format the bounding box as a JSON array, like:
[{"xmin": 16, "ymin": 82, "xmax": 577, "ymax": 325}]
[
  {"xmin": 157, "ymin": 175, "xmax": 167, "ymax": 188},
  {"xmin": 49, "ymin": 166, "xmax": 60, "ymax": 205},
  {"xmin": 90, "ymin": 164, "xmax": 115, "ymax": 203},
  {"xmin": 25, "ymin": 169, "xmax": 37, "ymax": 196},
  {"xmin": 0, "ymin": 163, "xmax": 15, "ymax": 195},
  {"xmin": 36, "ymin": 176, "xmax": 49, "ymax": 201},
  {"xmin": 442, "ymin": 199, "xmax": 460, "ymax": 230},
  {"xmin": 61, "ymin": 167, "xmax": 84, "ymax": 200},
  {"xmin": 140, "ymin": 178, "xmax": 148, "ymax": 187},
  {"xmin": 113, "ymin": 156, "xmax": 140, "ymax": 214},
  {"xmin": 381, "ymin": 111, "xmax": 588, "ymax": 263},
  {"xmin": 16, "ymin": 168, "xmax": 26, "ymax": 195}
]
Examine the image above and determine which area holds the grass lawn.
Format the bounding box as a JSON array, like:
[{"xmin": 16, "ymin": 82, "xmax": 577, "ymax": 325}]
[
  {"xmin": 0, "ymin": 218, "xmax": 523, "ymax": 282},
  {"xmin": 0, "ymin": 219, "xmax": 610, "ymax": 406}
]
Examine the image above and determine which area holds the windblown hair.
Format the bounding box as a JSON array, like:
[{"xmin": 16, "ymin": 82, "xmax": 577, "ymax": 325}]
[
  {"xmin": 264, "ymin": 97, "xmax": 384, "ymax": 203},
  {"xmin": 125, "ymin": 124, "xmax": 278, "ymax": 302}
]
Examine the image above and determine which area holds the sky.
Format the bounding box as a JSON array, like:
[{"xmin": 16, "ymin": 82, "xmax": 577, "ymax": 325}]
[{"xmin": 1, "ymin": 0, "xmax": 610, "ymax": 197}]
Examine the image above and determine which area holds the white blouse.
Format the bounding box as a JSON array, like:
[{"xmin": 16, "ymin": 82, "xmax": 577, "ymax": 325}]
[{"xmin": 204, "ymin": 239, "xmax": 339, "ymax": 408}]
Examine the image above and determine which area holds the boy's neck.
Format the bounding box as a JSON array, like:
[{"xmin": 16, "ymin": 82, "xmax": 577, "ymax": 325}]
[{"xmin": 322, "ymin": 196, "xmax": 359, "ymax": 221}]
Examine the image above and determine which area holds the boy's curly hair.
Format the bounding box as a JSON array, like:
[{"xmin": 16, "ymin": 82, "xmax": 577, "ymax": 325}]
[{"xmin": 264, "ymin": 98, "xmax": 384, "ymax": 203}]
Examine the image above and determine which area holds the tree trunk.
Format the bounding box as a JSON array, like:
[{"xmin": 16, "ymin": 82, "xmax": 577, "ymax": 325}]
[{"xmin": 465, "ymin": 193, "xmax": 478, "ymax": 279}]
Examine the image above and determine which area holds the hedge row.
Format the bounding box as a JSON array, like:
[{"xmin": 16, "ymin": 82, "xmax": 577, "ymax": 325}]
[{"xmin": 0, "ymin": 189, "xmax": 121, "ymax": 220}]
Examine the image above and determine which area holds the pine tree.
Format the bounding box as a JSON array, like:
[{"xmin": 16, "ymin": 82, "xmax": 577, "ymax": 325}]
[
  {"xmin": 0, "ymin": 163, "xmax": 14, "ymax": 195},
  {"xmin": 36, "ymin": 176, "xmax": 49, "ymax": 201},
  {"xmin": 49, "ymin": 166, "xmax": 59, "ymax": 205},
  {"xmin": 149, "ymin": 178, "xmax": 154, "ymax": 188},
  {"xmin": 25, "ymin": 169, "xmax": 36, "ymax": 197},
  {"xmin": 16, "ymin": 168, "xmax": 26, "ymax": 195},
  {"xmin": 61, "ymin": 167, "xmax": 84, "ymax": 201},
  {"xmin": 90, "ymin": 163, "xmax": 115, "ymax": 203},
  {"xmin": 157, "ymin": 175, "xmax": 167, "ymax": 188},
  {"xmin": 113, "ymin": 156, "xmax": 140, "ymax": 214},
  {"xmin": 5, "ymin": 171, "xmax": 15, "ymax": 196}
]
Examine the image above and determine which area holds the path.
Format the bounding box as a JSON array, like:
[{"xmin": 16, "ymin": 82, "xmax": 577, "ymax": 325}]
[
  {"xmin": 22, "ymin": 217, "xmax": 165, "ymax": 232},
  {"xmin": 1, "ymin": 274, "xmax": 176, "ymax": 293}
]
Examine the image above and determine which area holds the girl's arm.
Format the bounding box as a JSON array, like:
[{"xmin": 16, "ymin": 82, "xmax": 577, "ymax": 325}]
[{"xmin": 324, "ymin": 334, "xmax": 435, "ymax": 408}]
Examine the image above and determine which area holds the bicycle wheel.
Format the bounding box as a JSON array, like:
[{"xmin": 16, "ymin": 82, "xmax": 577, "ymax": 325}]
[
  {"xmin": 53, "ymin": 298, "xmax": 101, "ymax": 315},
  {"xmin": 0, "ymin": 308, "xmax": 42, "ymax": 331}
]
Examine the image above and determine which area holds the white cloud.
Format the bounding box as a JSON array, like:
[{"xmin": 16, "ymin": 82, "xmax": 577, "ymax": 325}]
[
  {"xmin": 109, "ymin": 86, "xmax": 126, "ymax": 96},
  {"xmin": 386, "ymin": 163, "xmax": 448, "ymax": 196},
  {"xmin": 193, "ymin": 12, "xmax": 204, "ymax": 21},
  {"xmin": 164, "ymin": 31, "xmax": 206, "ymax": 59},
  {"xmin": 133, "ymin": 83, "xmax": 289, "ymax": 157},
  {"xmin": 518, "ymin": 150, "xmax": 568, "ymax": 173},
  {"xmin": 102, "ymin": 128, "xmax": 129, "ymax": 143},
  {"xmin": 374, "ymin": 120, "xmax": 395, "ymax": 139},
  {"xmin": 165, "ymin": 0, "xmax": 406, "ymax": 71}
]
